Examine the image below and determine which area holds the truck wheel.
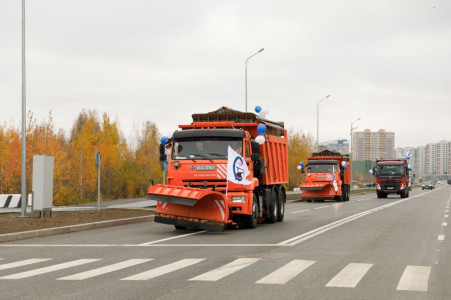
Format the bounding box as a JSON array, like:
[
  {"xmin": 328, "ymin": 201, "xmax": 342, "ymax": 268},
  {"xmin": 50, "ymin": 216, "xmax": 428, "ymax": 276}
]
[
  {"xmin": 276, "ymin": 186, "xmax": 285, "ymax": 222},
  {"xmin": 266, "ymin": 188, "xmax": 278, "ymax": 223},
  {"xmin": 174, "ymin": 225, "xmax": 187, "ymax": 230},
  {"xmin": 244, "ymin": 194, "xmax": 259, "ymax": 229}
]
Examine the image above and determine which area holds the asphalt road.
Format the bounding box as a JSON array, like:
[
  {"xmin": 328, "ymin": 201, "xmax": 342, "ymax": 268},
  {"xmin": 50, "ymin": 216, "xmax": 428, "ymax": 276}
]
[{"xmin": 1, "ymin": 186, "xmax": 450, "ymax": 300}]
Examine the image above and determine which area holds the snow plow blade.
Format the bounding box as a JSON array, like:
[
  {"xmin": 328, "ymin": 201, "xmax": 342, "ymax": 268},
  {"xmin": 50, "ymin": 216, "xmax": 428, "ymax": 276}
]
[
  {"xmin": 300, "ymin": 182, "xmax": 329, "ymax": 191},
  {"xmin": 147, "ymin": 184, "xmax": 228, "ymax": 231}
]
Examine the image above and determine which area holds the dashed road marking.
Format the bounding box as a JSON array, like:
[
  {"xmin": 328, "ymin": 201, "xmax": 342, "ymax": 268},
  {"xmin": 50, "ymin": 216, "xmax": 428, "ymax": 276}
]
[
  {"xmin": 0, "ymin": 259, "xmax": 100, "ymax": 280},
  {"xmin": 256, "ymin": 260, "xmax": 316, "ymax": 284},
  {"xmin": 189, "ymin": 258, "xmax": 260, "ymax": 281},
  {"xmin": 122, "ymin": 259, "xmax": 204, "ymax": 281},
  {"xmin": 314, "ymin": 206, "xmax": 329, "ymax": 210},
  {"xmin": 291, "ymin": 209, "xmax": 311, "ymax": 214},
  {"xmin": 57, "ymin": 259, "xmax": 152, "ymax": 280},
  {"xmin": 438, "ymin": 235, "xmax": 445, "ymax": 241},
  {"xmin": 397, "ymin": 266, "xmax": 431, "ymax": 292},
  {"xmin": 326, "ymin": 263, "xmax": 373, "ymax": 288},
  {"xmin": 442, "ymin": 223, "xmax": 447, "ymax": 227},
  {"xmin": 0, "ymin": 258, "xmax": 51, "ymax": 271}
]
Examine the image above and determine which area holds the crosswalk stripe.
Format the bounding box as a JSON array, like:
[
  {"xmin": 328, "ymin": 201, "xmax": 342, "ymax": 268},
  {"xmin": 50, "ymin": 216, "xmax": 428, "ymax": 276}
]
[
  {"xmin": 57, "ymin": 259, "xmax": 153, "ymax": 280},
  {"xmin": 397, "ymin": 266, "xmax": 431, "ymax": 292},
  {"xmin": 0, "ymin": 259, "xmax": 51, "ymax": 271},
  {"xmin": 256, "ymin": 260, "xmax": 316, "ymax": 284},
  {"xmin": 0, "ymin": 259, "xmax": 100, "ymax": 280},
  {"xmin": 189, "ymin": 258, "xmax": 261, "ymax": 281},
  {"xmin": 121, "ymin": 259, "xmax": 204, "ymax": 281},
  {"xmin": 326, "ymin": 263, "xmax": 373, "ymax": 288}
]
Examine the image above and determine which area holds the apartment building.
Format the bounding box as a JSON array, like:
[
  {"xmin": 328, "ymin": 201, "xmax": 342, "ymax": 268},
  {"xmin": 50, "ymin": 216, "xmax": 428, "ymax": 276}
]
[{"xmin": 352, "ymin": 129, "xmax": 395, "ymax": 161}]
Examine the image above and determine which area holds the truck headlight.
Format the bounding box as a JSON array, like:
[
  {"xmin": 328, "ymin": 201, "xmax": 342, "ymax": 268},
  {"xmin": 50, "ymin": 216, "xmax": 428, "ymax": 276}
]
[{"xmin": 232, "ymin": 196, "xmax": 246, "ymax": 203}]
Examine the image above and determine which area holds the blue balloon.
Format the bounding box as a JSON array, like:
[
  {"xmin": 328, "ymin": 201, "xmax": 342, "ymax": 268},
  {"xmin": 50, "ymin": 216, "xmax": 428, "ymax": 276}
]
[
  {"xmin": 343, "ymin": 165, "xmax": 347, "ymax": 169},
  {"xmin": 255, "ymin": 106, "xmax": 262, "ymax": 113},
  {"xmin": 160, "ymin": 136, "xmax": 168, "ymax": 144},
  {"xmin": 332, "ymin": 149, "xmax": 336, "ymax": 152},
  {"xmin": 257, "ymin": 124, "xmax": 267, "ymax": 135},
  {"xmin": 299, "ymin": 162, "xmax": 304, "ymax": 167}
]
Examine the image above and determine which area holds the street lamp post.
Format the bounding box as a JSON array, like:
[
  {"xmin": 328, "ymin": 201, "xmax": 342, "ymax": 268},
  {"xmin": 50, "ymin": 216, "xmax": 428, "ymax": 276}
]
[
  {"xmin": 245, "ymin": 48, "xmax": 264, "ymax": 112},
  {"xmin": 350, "ymin": 117, "xmax": 361, "ymax": 160},
  {"xmin": 20, "ymin": 0, "xmax": 27, "ymax": 217},
  {"xmin": 350, "ymin": 117, "xmax": 361, "ymax": 189},
  {"xmin": 316, "ymin": 95, "xmax": 331, "ymax": 150}
]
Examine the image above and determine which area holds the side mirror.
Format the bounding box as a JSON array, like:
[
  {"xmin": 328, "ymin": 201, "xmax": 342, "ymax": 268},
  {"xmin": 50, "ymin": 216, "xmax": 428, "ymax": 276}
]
[
  {"xmin": 159, "ymin": 144, "xmax": 166, "ymax": 162},
  {"xmin": 251, "ymin": 141, "xmax": 260, "ymax": 154}
]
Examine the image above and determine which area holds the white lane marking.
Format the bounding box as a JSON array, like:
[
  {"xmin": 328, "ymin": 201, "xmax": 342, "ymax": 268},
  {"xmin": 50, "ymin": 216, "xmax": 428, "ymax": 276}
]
[
  {"xmin": 314, "ymin": 206, "xmax": 329, "ymax": 210},
  {"xmin": 189, "ymin": 258, "xmax": 260, "ymax": 281},
  {"xmin": 326, "ymin": 263, "xmax": 373, "ymax": 288},
  {"xmin": 0, "ymin": 259, "xmax": 100, "ymax": 280},
  {"xmin": 139, "ymin": 231, "xmax": 208, "ymax": 245},
  {"xmin": 0, "ymin": 259, "xmax": 51, "ymax": 271},
  {"xmin": 279, "ymin": 196, "xmax": 414, "ymax": 246},
  {"xmin": 397, "ymin": 266, "xmax": 431, "ymax": 292},
  {"xmin": 442, "ymin": 223, "xmax": 448, "ymax": 227},
  {"xmin": 256, "ymin": 260, "xmax": 316, "ymax": 284},
  {"xmin": 121, "ymin": 259, "xmax": 204, "ymax": 280},
  {"xmin": 0, "ymin": 244, "xmax": 289, "ymax": 248},
  {"xmin": 445, "ymin": 215, "xmax": 449, "ymax": 218},
  {"xmin": 290, "ymin": 209, "xmax": 311, "ymax": 214},
  {"xmin": 438, "ymin": 235, "xmax": 445, "ymax": 241},
  {"xmin": 57, "ymin": 259, "xmax": 152, "ymax": 280}
]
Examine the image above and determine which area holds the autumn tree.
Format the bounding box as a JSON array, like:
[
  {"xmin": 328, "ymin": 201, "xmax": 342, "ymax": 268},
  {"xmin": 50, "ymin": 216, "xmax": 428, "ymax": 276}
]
[
  {"xmin": 133, "ymin": 121, "xmax": 163, "ymax": 196},
  {"xmin": 287, "ymin": 129, "xmax": 315, "ymax": 190}
]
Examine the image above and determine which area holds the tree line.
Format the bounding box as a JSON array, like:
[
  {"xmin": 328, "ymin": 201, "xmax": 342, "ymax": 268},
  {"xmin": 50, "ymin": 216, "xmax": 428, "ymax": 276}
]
[{"xmin": 0, "ymin": 110, "xmax": 313, "ymax": 205}]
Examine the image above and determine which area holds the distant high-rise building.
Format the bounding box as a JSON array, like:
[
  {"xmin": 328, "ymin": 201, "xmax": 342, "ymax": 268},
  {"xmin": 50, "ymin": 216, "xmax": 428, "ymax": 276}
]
[
  {"xmin": 425, "ymin": 140, "xmax": 451, "ymax": 175},
  {"xmin": 319, "ymin": 139, "xmax": 349, "ymax": 154},
  {"xmin": 352, "ymin": 129, "xmax": 395, "ymax": 161}
]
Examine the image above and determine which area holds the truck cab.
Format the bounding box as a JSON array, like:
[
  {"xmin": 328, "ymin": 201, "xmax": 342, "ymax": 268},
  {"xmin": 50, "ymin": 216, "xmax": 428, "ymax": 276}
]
[{"xmin": 373, "ymin": 159, "xmax": 410, "ymax": 198}]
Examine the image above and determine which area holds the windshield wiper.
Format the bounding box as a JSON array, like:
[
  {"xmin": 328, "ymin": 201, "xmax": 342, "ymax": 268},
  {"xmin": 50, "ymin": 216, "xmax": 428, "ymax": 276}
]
[
  {"xmin": 189, "ymin": 153, "xmax": 213, "ymax": 162},
  {"xmin": 208, "ymin": 152, "xmax": 225, "ymax": 157}
]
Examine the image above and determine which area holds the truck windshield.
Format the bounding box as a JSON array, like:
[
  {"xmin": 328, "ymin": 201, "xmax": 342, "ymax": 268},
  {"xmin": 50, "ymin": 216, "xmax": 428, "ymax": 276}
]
[
  {"xmin": 377, "ymin": 165, "xmax": 404, "ymax": 178},
  {"xmin": 172, "ymin": 138, "xmax": 243, "ymax": 160},
  {"xmin": 308, "ymin": 164, "xmax": 336, "ymax": 173}
]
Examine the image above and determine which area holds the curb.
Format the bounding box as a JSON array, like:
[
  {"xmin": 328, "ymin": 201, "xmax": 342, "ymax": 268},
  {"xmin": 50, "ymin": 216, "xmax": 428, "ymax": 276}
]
[{"xmin": 0, "ymin": 215, "xmax": 154, "ymax": 243}]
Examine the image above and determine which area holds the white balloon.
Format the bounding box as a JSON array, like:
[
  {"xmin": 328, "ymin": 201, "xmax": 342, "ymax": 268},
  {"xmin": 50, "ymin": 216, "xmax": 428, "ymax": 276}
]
[
  {"xmin": 297, "ymin": 165, "xmax": 302, "ymax": 170},
  {"xmin": 255, "ymin": 135, "xmax": 266, "ymax": 145},
  {"xmin": 259, "ymin": 109, "xmax": 270, "ymax": 119}
]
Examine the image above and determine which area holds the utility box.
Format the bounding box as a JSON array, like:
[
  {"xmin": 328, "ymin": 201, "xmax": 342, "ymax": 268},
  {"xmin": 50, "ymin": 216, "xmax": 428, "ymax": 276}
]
[{"xmin": 32, "ymin": 155, "xmax": 54, "ymax": 211}]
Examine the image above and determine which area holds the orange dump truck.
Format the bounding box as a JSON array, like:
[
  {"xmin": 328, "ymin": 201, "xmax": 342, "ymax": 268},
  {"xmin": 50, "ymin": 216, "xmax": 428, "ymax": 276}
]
[
  {"xmin": 300, "ymin": 150, "xmax": 351, "ymax": 202},
  {"xmin": 147, "ymin": 107, "xmax": 288, "ymax": 231}
]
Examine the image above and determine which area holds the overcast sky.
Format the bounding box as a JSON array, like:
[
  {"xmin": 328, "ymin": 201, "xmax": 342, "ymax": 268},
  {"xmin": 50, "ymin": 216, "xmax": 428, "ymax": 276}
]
[{"xmin": 1, "ymin": 0, "xmax": 450, "ymax": 148}]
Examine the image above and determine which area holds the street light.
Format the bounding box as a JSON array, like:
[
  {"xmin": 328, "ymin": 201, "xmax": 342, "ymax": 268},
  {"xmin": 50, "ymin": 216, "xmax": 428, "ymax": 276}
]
[
  {"xmin": 316, "ymin": 95, "xmax": 331, "ymax": 150},
  {"xmin": 350, "ymin": 117, "xmax": 361, "ymax": 190},
  {"xmin": 245, "ymin": 48, "xmax": 264, "ymax": 112},
  {"xmin": 350, "ymin": 117, "xmax": 361, "ymax": 160},
  {"xmin": 20, "ymin": 0, "xmax": 27, "ymax": 217}
]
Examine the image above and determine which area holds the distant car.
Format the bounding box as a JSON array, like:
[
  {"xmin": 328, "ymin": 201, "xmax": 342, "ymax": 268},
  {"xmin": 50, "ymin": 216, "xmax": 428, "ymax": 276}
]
[{"xmin": 422, "ymin": 182, "xmax": 435, "ymax": 190}]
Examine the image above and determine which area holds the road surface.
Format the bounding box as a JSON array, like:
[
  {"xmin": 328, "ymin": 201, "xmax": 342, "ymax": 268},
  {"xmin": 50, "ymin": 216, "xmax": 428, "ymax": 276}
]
[{"xmin": 1, "ymin": 186, "xmax": 450, "ymax": 299}]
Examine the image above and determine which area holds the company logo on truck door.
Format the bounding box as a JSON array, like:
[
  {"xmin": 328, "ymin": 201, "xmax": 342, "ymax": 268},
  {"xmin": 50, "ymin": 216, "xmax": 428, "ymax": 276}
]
[{"xmin": 233, "ymin": 157, "xmax": 245, "ymax": 181}]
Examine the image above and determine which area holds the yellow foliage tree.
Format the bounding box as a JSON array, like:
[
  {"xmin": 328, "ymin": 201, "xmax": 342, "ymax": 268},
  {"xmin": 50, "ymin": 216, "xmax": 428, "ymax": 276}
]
[{"xmin": 287, "ymin": 129, "xmax": 315, "ymax": 190}]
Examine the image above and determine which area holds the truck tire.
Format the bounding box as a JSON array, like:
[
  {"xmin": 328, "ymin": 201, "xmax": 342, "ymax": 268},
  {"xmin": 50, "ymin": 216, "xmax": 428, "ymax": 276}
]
[
  {"xmin": 266, "ymin": 188, "xmax": 278, "ymax": 223},
  {"xmin": 401, "ymin": 189, "xmax": 409, "ymax": 198},
  {"xmin": 345, "ymin": 185, "xmax": 350, "ymax": 201},
  {"xmin": 244, "ymin": 194, "xmax": 259, "ymax": 229},
  {"xmin": 276, "ymin": 185, "xmax": 285, "ymax": 222},
  {"xmin": 174, "ymin": 225, "xmax": 187, "ymax": 230}
]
